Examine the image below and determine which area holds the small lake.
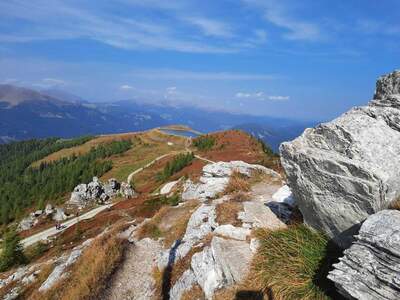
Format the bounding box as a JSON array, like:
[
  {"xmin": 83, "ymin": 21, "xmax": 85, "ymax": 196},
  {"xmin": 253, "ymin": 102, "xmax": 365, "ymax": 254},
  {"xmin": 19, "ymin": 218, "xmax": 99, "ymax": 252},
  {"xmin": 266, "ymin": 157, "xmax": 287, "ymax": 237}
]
[{"xmin": 159, "ymin": 128, "xmax": 199, "ymax": 138}]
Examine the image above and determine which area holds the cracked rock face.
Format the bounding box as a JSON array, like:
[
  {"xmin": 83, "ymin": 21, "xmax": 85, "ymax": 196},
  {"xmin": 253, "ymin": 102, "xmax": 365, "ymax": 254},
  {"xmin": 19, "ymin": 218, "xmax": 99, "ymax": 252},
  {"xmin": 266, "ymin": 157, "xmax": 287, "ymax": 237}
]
[
  {"xmin": 328, "ymin": 210, "xmax": 400, "ymax": 300},
  {"xmin": 280, "ymin": 70, "xmax": 400, "ymax": 247}
]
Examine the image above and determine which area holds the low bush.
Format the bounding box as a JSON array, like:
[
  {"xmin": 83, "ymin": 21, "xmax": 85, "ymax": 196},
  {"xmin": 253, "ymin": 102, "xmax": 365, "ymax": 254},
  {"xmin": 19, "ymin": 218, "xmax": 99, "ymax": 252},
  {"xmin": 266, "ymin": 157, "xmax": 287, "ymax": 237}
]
[
  {"xmin": 253, "ymin": 225, "xmax": 333, "ymax": 300},
  {"xmin": 192, "ymin": 135, "xmax": 215, "ymax": 151}
]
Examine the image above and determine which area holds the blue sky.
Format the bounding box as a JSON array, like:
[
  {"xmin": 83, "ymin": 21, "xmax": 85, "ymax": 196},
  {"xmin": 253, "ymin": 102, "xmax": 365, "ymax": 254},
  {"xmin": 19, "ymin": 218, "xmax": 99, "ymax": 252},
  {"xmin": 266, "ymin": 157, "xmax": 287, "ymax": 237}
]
[{"xmin": 0, "ymin": 0, "xmax": 399, "ymax": 121}]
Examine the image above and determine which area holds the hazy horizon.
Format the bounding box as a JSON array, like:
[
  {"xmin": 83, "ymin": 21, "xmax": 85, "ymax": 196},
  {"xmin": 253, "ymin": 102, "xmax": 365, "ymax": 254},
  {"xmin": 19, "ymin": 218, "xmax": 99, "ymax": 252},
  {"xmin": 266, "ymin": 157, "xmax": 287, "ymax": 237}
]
[{"xmin": 0, "ymin": 0, "xmax": 399, "ymax": 121}]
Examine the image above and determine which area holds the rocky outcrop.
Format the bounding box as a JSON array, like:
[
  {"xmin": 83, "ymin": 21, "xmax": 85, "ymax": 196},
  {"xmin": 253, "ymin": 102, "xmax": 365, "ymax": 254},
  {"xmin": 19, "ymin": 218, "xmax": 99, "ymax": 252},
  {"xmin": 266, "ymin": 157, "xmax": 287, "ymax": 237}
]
[
  {"xmin": 182, "ymin": 161, "xmax": 280, "ymax": 201},
  {"xmin": 69, "ymin": 177, "xmax": 135, "ymax": 207},
  {"xmin": 17, "ymin": 206, "xmax": 68, "ymax": 231},
  {"xmin": 280, "ymin": 70, "xmax": 400, "ymax": 247},
  {"xmin": 328, "ymin": 210, "xmax": 400, "ymax": 300}
]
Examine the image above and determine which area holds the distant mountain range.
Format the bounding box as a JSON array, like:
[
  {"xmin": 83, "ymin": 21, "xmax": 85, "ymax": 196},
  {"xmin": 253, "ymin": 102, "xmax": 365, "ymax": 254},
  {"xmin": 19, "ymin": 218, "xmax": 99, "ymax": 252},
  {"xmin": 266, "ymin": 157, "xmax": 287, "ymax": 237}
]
[{"xmin": 0, "ymin": 84, "xmax": 315, "ymax": 150}]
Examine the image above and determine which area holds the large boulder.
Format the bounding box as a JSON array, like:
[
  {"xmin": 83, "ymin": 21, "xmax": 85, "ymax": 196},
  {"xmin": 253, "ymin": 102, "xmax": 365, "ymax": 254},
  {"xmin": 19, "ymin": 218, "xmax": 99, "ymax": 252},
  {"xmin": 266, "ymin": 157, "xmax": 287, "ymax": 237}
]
[
  {"xmin": 328, "ymin": 210, "xmax": 400, "ymax": 300},
  {"xmin": 280, "ymin": 70, "xmax": 400, "ymax": 247}
]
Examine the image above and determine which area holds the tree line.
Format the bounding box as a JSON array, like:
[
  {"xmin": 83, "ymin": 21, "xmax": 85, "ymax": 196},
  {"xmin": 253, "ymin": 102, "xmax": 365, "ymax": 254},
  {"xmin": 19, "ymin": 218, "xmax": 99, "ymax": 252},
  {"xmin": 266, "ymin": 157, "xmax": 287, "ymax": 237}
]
[{"xmin": 0, "ymin": 138, "xmax": 132, "ymax": 225}]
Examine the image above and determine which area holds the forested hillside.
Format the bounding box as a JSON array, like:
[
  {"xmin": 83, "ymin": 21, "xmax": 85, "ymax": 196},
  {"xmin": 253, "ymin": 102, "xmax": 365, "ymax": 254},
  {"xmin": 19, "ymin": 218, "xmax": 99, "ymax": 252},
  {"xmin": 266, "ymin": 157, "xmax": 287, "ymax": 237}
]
[{"xmin": 0, "ymin": 138, "xmax": 132, "ymax": 224}]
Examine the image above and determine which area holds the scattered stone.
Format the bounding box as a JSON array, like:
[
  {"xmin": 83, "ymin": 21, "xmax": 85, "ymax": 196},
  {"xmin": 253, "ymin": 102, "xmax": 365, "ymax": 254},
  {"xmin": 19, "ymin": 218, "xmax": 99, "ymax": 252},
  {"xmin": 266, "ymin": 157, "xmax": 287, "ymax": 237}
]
[
  {"xmin": 18, "ymin": 215, "xmax": 36, "ymax": 231},
  {"xmin": 214, "ymin": 224, "xmax": 250, "ymax": 241},
  {"xmin": 103, "ymin": 178, "xmax": 120, "ymax": 197},
  {"xmin": 39, "ymin": 239, "xmax": 93, "ymax": 291},
  {"xmin": 280, "ymin": 70, "xmax": 400, "ymax": 247},
  {"xmin": 328, "ymin": 210, "xmax": 400, "ymax": 300}
]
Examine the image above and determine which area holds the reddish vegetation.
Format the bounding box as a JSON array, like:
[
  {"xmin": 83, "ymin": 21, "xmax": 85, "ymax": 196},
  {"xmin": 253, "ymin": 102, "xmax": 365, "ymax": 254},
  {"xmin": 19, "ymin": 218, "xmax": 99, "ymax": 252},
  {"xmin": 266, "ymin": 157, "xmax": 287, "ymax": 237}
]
[{"xmin": 196, "ymin": 130, "xmax": 265, "ymax": 164}]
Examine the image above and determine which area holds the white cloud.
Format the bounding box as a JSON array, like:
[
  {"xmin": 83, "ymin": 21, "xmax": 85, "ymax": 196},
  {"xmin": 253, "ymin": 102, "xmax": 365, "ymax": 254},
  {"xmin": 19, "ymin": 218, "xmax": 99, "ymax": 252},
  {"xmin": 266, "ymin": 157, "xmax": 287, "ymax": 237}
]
[
  {"xmin": 120, "ymin": 84, "xmax": 134, "ymax": 90},
  {"xmin": 0, "ymin": 1, "xmax": 237, "ymax": 54},
  {"xmin": 131, "ymin": 69, "xmax": 276, "ymax": 81},
  {"xmin": 268, "ymin": 95, "xmax": 289, "ymax": 101},
  {"xmin": 43, "ymin": 78, "xmax": 67, "ymax": 86},
  {"xmin": 236, "ymin": 91, "xmax": 289, "ymax": 101},
  {"xmin": 185, "ymin": 17, "xmax": 234, "ymax": 38},
  {"xmin": 242, "ymin": 0, "xmax": 320, "ymax": 41}
]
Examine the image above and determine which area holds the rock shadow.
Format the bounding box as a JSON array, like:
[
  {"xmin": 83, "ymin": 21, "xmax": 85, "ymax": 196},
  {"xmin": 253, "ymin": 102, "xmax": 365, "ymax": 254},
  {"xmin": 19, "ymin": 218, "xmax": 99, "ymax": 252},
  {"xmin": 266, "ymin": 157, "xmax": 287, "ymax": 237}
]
[
  {"xmin": 235, "ymin": 290, "xmax": 264, "ymax": 299},
  {"xmin": 162, "ymin": 239, "xmax": 182, "ymax": 300}
]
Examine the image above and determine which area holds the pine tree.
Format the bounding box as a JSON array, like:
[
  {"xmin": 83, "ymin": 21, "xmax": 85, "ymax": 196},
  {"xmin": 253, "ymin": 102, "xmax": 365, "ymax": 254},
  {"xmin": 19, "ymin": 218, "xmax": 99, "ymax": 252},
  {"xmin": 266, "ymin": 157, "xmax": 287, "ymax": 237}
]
[{"xmin": 0, "ymin": 228, "xmax": 26, "ymax": 271}]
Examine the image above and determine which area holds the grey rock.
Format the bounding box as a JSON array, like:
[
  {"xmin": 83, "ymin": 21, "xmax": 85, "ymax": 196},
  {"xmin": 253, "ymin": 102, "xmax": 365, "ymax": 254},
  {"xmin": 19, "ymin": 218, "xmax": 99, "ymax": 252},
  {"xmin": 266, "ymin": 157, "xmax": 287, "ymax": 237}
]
[
  {"xmin": 238, "ymin": 201, "xmax": 287, "ymax": 230},
  {"xmin": 191, "ymin": 246, "xmax": 225, "ymax": 299},
  {"xmin": 158, "ymin": 204, "xmax": 217, "ymax": 269},
  {"xmin": 169, "ymin": 269, "xmax": 197, "ymax": 300},
  {"xmin": 39, "ymin": 239, "xmax": 93, "ymax": 291},
  {"xmin": 280, "ymin": 70, "xmax": 400, "ymax": 247},
  {"xmin": 103, "ymin": 178, "xmax": 120, "ymax": 197},
  {"xmin": 182, "ymin": 161, "xmax": 280, "ymax": 201},
  {"xmin": 328, "ymin": 210, "xmax": 400, "ymax": 300},
  {"xmin": 211, "ymin": 237, "xmax": 252, "ymax": 286},
  {"xmin": 52, "ymin": 208, "xmax": 67, "ymax": 221},
  {"xmin": 18, "ymin": 215, "xmax": 35, "ymax": 231},
  {"xmin": 120, "ymin": 182, "xmax": 135, "ymax": 198},
  {"xmin": 33, "ymin": 210, "xmax": 43, "ymax": 217},
  {"xmin": 214, "ymin": 224, "xmax": 250, "ymax": 241},
  {"xmin": 45, "ymin": 204, "xmax": 54, "ymax": 215}
]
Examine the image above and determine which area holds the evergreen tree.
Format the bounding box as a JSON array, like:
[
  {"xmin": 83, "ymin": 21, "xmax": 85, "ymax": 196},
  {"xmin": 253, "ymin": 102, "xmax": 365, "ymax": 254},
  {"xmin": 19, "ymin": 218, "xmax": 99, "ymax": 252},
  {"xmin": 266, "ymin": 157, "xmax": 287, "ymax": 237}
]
[{"xmin": 0, "ymin": 228, "xmax": 26, "ymax": 271}]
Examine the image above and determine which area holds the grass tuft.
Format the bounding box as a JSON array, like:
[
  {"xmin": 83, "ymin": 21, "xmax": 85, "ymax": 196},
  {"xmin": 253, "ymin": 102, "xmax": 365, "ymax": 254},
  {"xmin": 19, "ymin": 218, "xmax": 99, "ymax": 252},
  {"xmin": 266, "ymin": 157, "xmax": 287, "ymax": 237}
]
[
  {"xmin": 224, "ymin": 170, "xmax": 251, "ymax": 195},
  {"xmin": 253, "ymin": 225, "xmax": 333, "ymax": 300}
]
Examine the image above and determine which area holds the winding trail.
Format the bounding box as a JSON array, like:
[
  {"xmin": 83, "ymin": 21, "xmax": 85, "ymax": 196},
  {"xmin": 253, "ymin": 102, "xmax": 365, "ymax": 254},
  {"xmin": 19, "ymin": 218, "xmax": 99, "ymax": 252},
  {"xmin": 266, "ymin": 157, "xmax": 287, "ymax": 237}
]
[
  {"xmin": 21, "ymin": 204, "xmax": 113, "ymax": 248},
  {"xmin": 21, "ymin": 142, "xmax": 215, "ymax": 248}
]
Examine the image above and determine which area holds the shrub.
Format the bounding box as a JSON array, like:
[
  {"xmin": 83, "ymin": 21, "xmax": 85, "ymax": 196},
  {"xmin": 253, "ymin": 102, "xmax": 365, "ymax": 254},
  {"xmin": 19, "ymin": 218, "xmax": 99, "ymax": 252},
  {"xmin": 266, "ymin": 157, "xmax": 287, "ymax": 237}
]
[
  {"xmin": 0, "ymin": 228, "xmax": 26, "ymax": 271},
  {"xmin": 24, "ymin": 241, "xmax": 49, "ymax": 262},
  {"xmin": 192, "ymin": 135, "xmax": 215, "ymax": 151},
  {"xmin": 157, "ymin": 152, "xmax": 194, "ymax": 182},
  {"xmin": 253, "ymin": 225, "xmax": 332, "ymax": 300}
]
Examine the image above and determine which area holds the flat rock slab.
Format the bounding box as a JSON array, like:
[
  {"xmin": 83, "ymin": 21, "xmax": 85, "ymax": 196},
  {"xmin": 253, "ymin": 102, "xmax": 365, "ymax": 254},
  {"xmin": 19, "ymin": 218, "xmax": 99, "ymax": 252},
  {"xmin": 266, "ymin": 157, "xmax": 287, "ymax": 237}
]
[
  {"xmin": 211, "ymin": 237, "xmax": 252, "ymax": 285},
  {"xmin": 214, "ymin": 224, "xmax": 250, "ymax": 241},
  {"xmin": 104, "ymin": 238, "xmax": 162, "ymax": 300},
  {"xmin": 239, "ymin": 202, "xmax": 286, "ymax": 230}
]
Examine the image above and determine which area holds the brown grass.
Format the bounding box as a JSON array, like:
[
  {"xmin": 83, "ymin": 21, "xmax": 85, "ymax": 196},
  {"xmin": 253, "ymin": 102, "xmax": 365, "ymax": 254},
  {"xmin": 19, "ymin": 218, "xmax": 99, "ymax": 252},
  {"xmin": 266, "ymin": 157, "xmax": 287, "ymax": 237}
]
[
  {"xmin": 16, "ymin": 263, "xmax": 54, "ymax": 299},
  {"xmin": 136, "ymin": 201, "xmax": 199, "ymax": 248},
  {"xmin": 389, "ymin": 197, "xmax": 400, "ymax": 210},
  {"xmin": 224, "ymin": 170, "xmax": 251, "ymax": 195},
  {"xmin": 216, "ymin": 201, "xmax": 243, "ymax": 226},
  {"xmin": 32, "ymin": 227, "xmax": 128, "ymax": 300},
  {"xmin": 181, "ymin": 284, "xmax": 205, "ymax": 300}
]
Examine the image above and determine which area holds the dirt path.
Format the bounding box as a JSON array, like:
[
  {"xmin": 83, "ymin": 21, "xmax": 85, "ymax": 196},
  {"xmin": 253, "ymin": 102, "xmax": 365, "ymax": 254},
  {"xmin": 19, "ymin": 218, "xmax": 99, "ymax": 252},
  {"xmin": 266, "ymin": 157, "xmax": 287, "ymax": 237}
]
[
  {"xmin": 21, "ymin": 204, "xmax": 113, "ymax": 248},
  {"xmin": 103, "ymin": 238, "xmax": 162, "ymax": 300}
]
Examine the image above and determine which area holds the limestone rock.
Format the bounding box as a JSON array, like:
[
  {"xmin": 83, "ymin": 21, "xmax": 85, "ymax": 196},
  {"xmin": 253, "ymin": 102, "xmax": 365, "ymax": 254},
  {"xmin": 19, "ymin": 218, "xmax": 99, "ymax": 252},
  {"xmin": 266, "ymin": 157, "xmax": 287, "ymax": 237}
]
[
  {"xmin": 18, "ymin": 215, "xmax": 36, "ymax": 231},
  {"xmin": 280, "ymin": 70, "xmax": 400, "ymax": 247},
  {"xmin": 211, "ymin": 237, "xmax": 252, "ymax": 286},
  {"xmin": 120, "ymin": 182, "xmax": 135, "ymax": 198},
  {"xmin": 214, "ymin": 224, "xmax": 250, "ymax": 241},
  {"xmin": 191, "ymin": 246, "xmax": 225, "ymax": 299},
  {"xmin": 45, "ymin": 204, "xmax": 54, "ymax": 216},
  {"xmin": 69, "ymin": 177, "xmax": 135, "ymax": 206},
  {"xmin": 158, "ymin": 204, "xmax": 217, "ymax": 269},
  {"xmin": 52, "ymin": 208, "xmax": 67, "ymax": 221},
  {"xmin": 182, "ymin": 161, "xmax": 280, "ymax": 201},
  {"xmin": 328, "ymin": 210, "xmax": 400, "ymax": 300},
  {"xmin": 169, "ymin": 269, "xmax": 197, "ymax": 300},
  {"xmin": 238, "ymin": 201, "xmax": 287, "ymax": 230}
]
